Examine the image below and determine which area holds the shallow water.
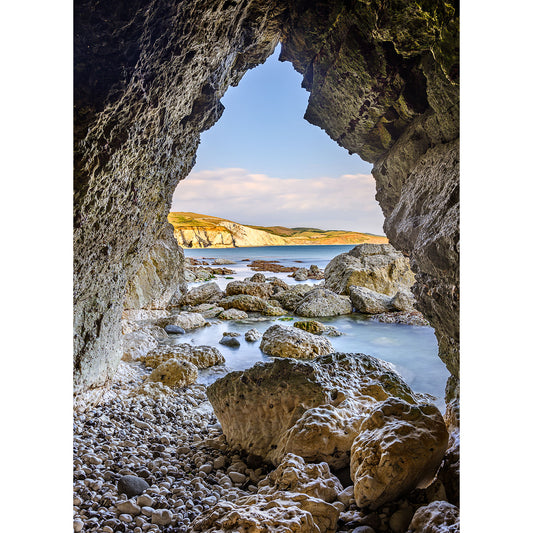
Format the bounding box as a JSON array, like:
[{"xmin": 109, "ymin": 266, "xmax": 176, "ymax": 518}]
[{"xmin": 181, "ymin": 245, "xmax": 449, "ymax": 412}]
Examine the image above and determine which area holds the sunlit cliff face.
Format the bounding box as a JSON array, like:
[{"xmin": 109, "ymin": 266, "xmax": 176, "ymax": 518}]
[{"xmin": 74, "ymin": 0, "xmax": 458, "ymax": 396}]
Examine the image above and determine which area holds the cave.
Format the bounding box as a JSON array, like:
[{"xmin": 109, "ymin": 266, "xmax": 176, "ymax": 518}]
[{"xmin": 74, "ymin": 0, "xmax": 459, "ymax": 528}]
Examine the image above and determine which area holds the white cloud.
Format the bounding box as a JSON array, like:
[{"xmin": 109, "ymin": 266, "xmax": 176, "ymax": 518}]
[{"xmin": 171, "ymin": 168, "xmax": 385, "ymax": 234}]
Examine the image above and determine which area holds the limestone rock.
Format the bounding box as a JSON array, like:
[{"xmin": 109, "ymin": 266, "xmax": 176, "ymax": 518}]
[
  {"xmin": 219, "ymin": 308, "xmax": 248, "ymax": 320},
  {"xmin": 147, "ymin": 358, "xmax": 198, "ymax": 388},
  {"xmin": 207, "ymin": 353, "xmax": 421, "ymax": 467},
  {"xmin": 325, "ymin": 244, "xmax": 415, "ymax": 296},
  {"xmin": 349, "ymin": 286, "xmax": 393, "ymax": 314},
  {"xmin": 350, "ymin": 398, "xmax": 449, "ymax": 509},
  {"xmin": 122, "ymin": 309, "xmax": 170, "ymax": 322},
  {"xmin": 226, "ymin": 280, "xmax": 274, "ymax": 300},
  {"xmin": 157, "ymin": 312, "xmax": 206, "ymax": 330},
  {"xmin": 132, "ymin": 381, "xmax": 174, "ymax": 399},
  {"xmin": 245, "ymin": 328, "xmax": 262, "ymax": 342},
  {"xmin": 271, "ymin": 284, "xmax": 315, "ymax": 312},
  {"xmin": 294, "ymin": 288, "xmax": 352, "ymax": 317},
  {"xmin": 191, "ymin": 491, "xmax": 340, "ymax": 533},
  {"xmin": 189, "ymin": 303, "xmax": 224, "ymax": 318},
  {"xmin": 407, "ymin": 501, "xmax": 460, "ymax": 533},
  {"xmin": 141, "ymin": 344, "xmax": 224, "ymax": 369},
  {"xmin": 294, "ymin": 320, "xmax": 327, "ymax": 335},
  {"xmin": 219, "ymin": 294, "xmax": 268, "ymax": 312},
  {"xmin": 260, "ymin": 324, "xmax": 333, "ymax": 359},
  {"xmin": 371, "ymin": 312, "xmax": 430, "ymax": 326},
  {"xmin": 293, "ymin": 267, "xmax": 309, "ymax": 281},
  {"xmin": 124, "ymin": 223, "xmax": 186, "ymax": 310},
  {"xmin": 391, "ymin": 289, "xmax": 417, "ymax": 312},
  {"xmin": 183, "ymin": 282, "xmax": 224, "ymax": 306},
  {"xmin": 122, "ymin": 331, "xmax": 158, "ymax": 362},
  {"xmin": 219, "ymin": 336, "xmax": 240, "ymax": 348},
  {"xmin": 258, "ymin": 454, "xmax": 343, "ymax": 503}
]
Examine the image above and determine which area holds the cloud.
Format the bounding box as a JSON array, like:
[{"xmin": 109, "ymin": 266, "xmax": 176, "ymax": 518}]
[{"xmin": 171, "ymin": 167, "xmax": 385, "ymax": 234}]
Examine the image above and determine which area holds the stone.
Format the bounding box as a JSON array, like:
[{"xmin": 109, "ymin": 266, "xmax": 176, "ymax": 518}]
[
  {"xmin": 349, "ymin": 286, "xmax": 393, "ymax": 314},
  {"xmin": 124, "ymin": 223, "xmax": 186, "ymax": 310},
  {"xmin": 147, "ymin": 358, "xmax": 198, "ymax": 388},
  {"xmin": 226, "ymin": 280, "xmax": 274, "ymax": 299},
  {"xmin": 350, "ymin": 398, "xmax": 449, "ymax": 509},
  {"xmin": 260, "ymin": 324, "xmax": 333, "ymax": 359},
  {"xmin": 371, "ymin": 312, "xmax": 430, "ymax": 326},
  {"xmin": 219, "ymin": 294, "xmax": 283, "ymax": 315},
  {"xmin": 73, "ymin": 519, "xmax": 83, "ymax": 532},
  {"xmin": 390, "ymin": 508, "xmax": 415, "ymax": 533},
  {"xmin": 294, "ymin": 288, "xmax": 352, "ymax": 317},
  {"xmin": 189, "ymin": 303, "xmax": 224, "ymax": 318},
  {"xmin": 271, "ymin": 284, "xmax": 315, "ymax": 312},
  {"xmin": 207, "ymin": 353, "xmax": 422, "ymax": 467},
  {"xmin": 122, "ymin": 309, "xmax": 170, "ymax": 322},
  {"xmin": 136, "ymin": 495, "xmax": 154, "ymax": 507},
  {"xmin": 142, "ymin": 344, "xmax": 224, "ymax": 369},
  {"xmin": 406, "ymin": 501, "xmax": 459, "ymax": 533},
  {"xmin": 293, "ymin": 320, "xmax": 327, "ymax": 335},
  {"xmin": 219, "ymin": 336, "xmax": 240, "ymax": 348},
  {"xmin": 325, "ymin": 244, "xmax": 415, "ymax": 296},
  {"xmin": 122, "ymin": 331, "xmax": 158, "ymax": 362},
  {"xmin": 151, "ymin": 509, "xmax": 172, "ymax": 526},
  {"xmin": 391, "ymin": 289, "xmax": 417, "ymax": 312},
  {"xmin": 117, "ymin": 476, "xmax": 149, "ymax": 498},
  {"xmin": 183, "ymin": 282, "xmax": 224, "ymax": 306},
  {"xmin": 228, "ymin": 471, "xmax": 246, "ymax": 484},
  {"xmin": 116, "ymin": 499, "xmax": 141, "ymax": 515},
  {"xmin": 337, "ymin": 486, "xmax": 354, "ymax": 507},
  {"xmin": 250, "ymin": 273, "xmax": 266, "ymax": 283},
  {"xmin": 293, "ymin": 267, "xmax": 309, "ymax": 281},
  {"xmin": 213, "ymin": 258, "xmax": 236, "ymax": 265},
  {"xmin": 219, "ymin": 308, "xmax": 248, "ymax": 320},
  {"xmin": 158, "ymin": 312, "xmax": 206, "ymax": 330},
  {"xmin": 244, "ymin": 328, "xmax": 262, "ymax": 342},
  {"xmin": 258, "ymin": 454, "xmax": 343, "ymax": 503},
  {"xmin": 164, "ymin": 324, "xmax": 185, "ymax": 335}
]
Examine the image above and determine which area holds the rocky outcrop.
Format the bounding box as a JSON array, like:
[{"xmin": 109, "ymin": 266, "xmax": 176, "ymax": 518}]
[
  {"xmin": 271, "ymin": 284, "xmax": 315, "ymax": 312},
  {"xmin": 123, "ymin": 223, "xmax": 186, "ymax": 310},
  {"xmin": 407, "ymin": 501, "xmax": 460, "ymax": 533},
  {"xmin": 325, "ymin": 244, "xmax": 415, "ymax": 297},
  {"xmin": 74, "ymin": 0, "xmax": 459, "ymax": 399},
  {"xmin": 294, "ymin": 288, "xmax": 353, "ymax": 317},
  {"xmin": 260, "ymin": 324, "xmax": 333, "ymax": 359},
  {"xmin": 207, "ymin": 353, "xmax": 423, "ymax": 468},
  {"xmin": 350, "ymin": 398, "xmax": 448, "ymax": 509}
]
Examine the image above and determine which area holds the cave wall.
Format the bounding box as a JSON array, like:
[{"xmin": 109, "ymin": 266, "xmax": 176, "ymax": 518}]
[{"xmin": 74, "ymin": 0, "xmax": 459, "ymax": 394}]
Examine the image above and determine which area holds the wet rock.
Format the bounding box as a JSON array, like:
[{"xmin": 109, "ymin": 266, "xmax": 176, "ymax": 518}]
[
  {"xmin": 391, "ymin": 289, "xmax": 417, "ymax": 312},
  {"xmin": 293, "ymin": 267, "xmax": 309, "ymax": 281},
  {"xmin": 219, "ymin": 294, "xmax": 284, "ymax": 316},
  {"xmin": 226, "ymin": 280, "xmax": 274, "ymax": 299},
  {"xmin": 141, "ymin": 344, "xmax": 224, "ymax": 369},
  {"xmin": 122, "ymin": 331, "xmax": 159, "ymax": 362},
  {"xmin": 260, "ymin": 324, "xmax": 333, "ymax": 359},
  {"xmin": 407, "ymin": 501, "xmax": 459, "ymax": 533},
  {"xmin": 189, "ymin": 303, "xmax": 224, "ymax": 318},
  {"xmin": 271, "ymin": 284, "xmax": 315, "ymax": 312},
  {"xmin": 219, "ymin": 308, "xmax": 248, "ymax": 320},
  {"xmin": 219, "ymin": 336, "xmax": 240, "ymax": 348},
  {"xmin": 116, "ymin": 499, "xmax": 141, "ymax": 515},
  {"xmin": 158, "ymin": 312, "xmax": 206, "ymax": 330},
  {"xmin": 293, "ymin": 320, "xmax": 327, "ymax": 335},
  {"xmin": 294, "ymin": 288, "xmax": 352, "ymax": 317},
  {"xmin": 250, "ymin": 273, "xmax": 266, "ymax": 283},
  {"xmin": 244, "ymin": 328, "xmax": 262, "ymax": 342},
  {"xmin": 147, "ymin": 358, "xmax": 198, "ymax": 388},
  {"xmin": 117, "ymin": 476, "xmax": 149, "ymax": 498},
  {"xmin": 349, "ymin": 286, "xmax": 393, "ymax": 314},
  {"xmin": 350, "ymin": 398, "xmax": 449, "ymax": 509},
  {"xmin": 371, "ymin": 312, "xmax": 430, "ymax": 326},
  {"xmin": 164, "ymin": 325, "xmax": 185, "ymax": 335},
  {"xmin": 325, "ymin": 244, "xmax": 415, "ymax": 296},
  {"xmin": 184, "ymin": 282, "xmax": 225, "ymax": 306},
  {"xmin": 151, "ymin": 509, "xmax": 172, "ymax": 526}
]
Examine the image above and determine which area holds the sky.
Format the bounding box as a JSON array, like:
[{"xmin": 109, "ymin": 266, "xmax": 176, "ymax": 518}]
[{"xmin": 171, "ymin": 44, "xmax": 385, "ymax": 235}]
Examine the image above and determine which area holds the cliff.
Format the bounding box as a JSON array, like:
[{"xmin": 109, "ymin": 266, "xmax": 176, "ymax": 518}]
[{"xmin": 168, "ymin": 212, "xmax": 388, "ymax": 248}]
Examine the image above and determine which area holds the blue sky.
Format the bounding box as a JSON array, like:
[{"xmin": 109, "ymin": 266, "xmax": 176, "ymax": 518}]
[{"xmin": 172, "ymin": 44, "xmax": 385, "ymax": 234}]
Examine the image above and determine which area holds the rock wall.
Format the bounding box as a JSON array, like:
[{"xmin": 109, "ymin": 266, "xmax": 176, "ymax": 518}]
[{"xmin": 74, "ymin": 0, "xmax": 459, "ymax": 394}]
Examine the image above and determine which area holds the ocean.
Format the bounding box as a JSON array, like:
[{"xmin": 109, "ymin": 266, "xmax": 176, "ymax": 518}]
[{"xmin": 181, "ymin": 244, "xmax": 449, "ymax": 411}]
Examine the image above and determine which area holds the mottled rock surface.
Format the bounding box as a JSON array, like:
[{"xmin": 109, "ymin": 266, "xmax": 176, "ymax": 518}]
[
  {"xmin": 225, "ymin": 280, "xmax": 274, "ymax": 299},
  {"xmin": 147, "ymin": 358, "xmax": 198, "ymax": 388},
  {"xmin": 350, "ymin": 398, "xmax": 449, "ymax": 509},
  {"xmin": 407, "ymin": 501, "xmax": 460, "ymax": 533},
  {"xmin": 74, "ymin": 0, "xmax": 459, "ymax": 394},
  {"xmin": 183, "ymin": 282, "xmax": 225, "ymax": 306},
  {"xmin": 122, "ymin": 331, "xmax": 158, "ymax": 362},
  {"xmin": 157, "ymin": 312, "xmax": 206, "ymax": 330},
  {"xmin": 260, "ymin": 324, "xmax": 333, "ymax": 359},
  {"xmin": 141, "ymin": 344, "xmax": 224, "ymax": 369},
  {"xmin": 294, "ymin": 288, "xmax": 353, "ymax": 317},
  {"xmin": 349, "ymin": 286, "xmax": 394, "ymax": 314}
]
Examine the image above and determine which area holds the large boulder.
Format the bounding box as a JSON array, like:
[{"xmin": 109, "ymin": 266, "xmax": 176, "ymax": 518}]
[
  {"xmin": 207, "ymin": 353, "xmax": 423, "ymax": 468},
  {"xmin": 124, "ymin": 224, "xmax": 186, "ymax": 310},
  {"xmin": 122, "ymin": 331, "xmax": 158, "ymax": 362},
  {"xmin": 260, "ymin": 324, "xmax": 333, "ymax": 359},
  {"xmin": 325, "ymin": 243, "xmax": 415, "ymax": 296},
  {"xmin": 189, "ymin": 303, "xmax": 224, "ymax": 318},
  {"xmin": 157, "ymin": 312, "xmax": 206, "ymax": 330},
  {"xmin": 294, "ymin": 288, "xmax": 352, "ymax": 317},
  {"xmin": 407, "ymin": 501, "xmax": 460, "ymax": 533},
  {"xmin": 147, "ymin": 358, "xmax": 198, "ymax": 388},
  {"xmin": 219, "ymin": 294, "xmax": 286, "ymax": 315},
  {"xmin": 225, "ymin": 280, "xmax": 274, "ymax": 300},
  {"xmin": 141, "ymin": 344, "xmax": 224, "ymax": 369},
  {"xmin": 349, "ymin": 286, "xmax": 394, "ymax": 314},
  {"xmin": 350, "ymin": 398, "xmax": 449, "ymax": 509},
  {"xmin": 271, "ymin": 284, "xmax": 315, "ymax": 312},
  {"xmin": 183, "ymin": 282, "xmax": 224, "ymax": 306}
]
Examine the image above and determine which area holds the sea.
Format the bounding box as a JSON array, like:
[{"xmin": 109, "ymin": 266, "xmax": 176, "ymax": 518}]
[{"xmin": 180, "ymin": 244, "xmax": 448, "ymax": 411}]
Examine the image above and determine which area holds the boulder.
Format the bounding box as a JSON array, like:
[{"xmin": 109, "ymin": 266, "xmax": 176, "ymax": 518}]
[
  {"xmin": 407, "ymin": 501, "xmax": 460, "ymax": 533},
  {"xmin": 189, "ymin": 303, "xmax": 224, "ymax": 318},
  {"xmin": 141, "ymin": 344, "xmax": 224, "ymax": 369},
  {"xmin": 350, "ymin": 398, "xmax": 449, "ymax": 509},
  {"xmin": 219, "ymin": 308, "xmax": 248, "ymax": 320},
  {"xmin": 257, "ymin": 454, "xmax": 343, "ymax": 503},
  {"xmin": 293, "ymin": 267, "xmax": 309, "ymax": 281},
  {"xmin": 324, "ymin": 243, "xmax": 415, "ymax": 296},
  {"xmin": 349, "ymin": 286, "xmax": 393, "ymax": 314},
  {"xmin": 244, "ymin": 328, "xmax": 262, "ymax": 342},
  {"xmin": 122, "ymin": 309, "xmax": 170, "ymax": 322},
  {"xmin": 391, "ymin": 289, "xmax": 417, "ymax": 312},
  {"xmin": 294, "ymin": 288, "xmax": 352, "ymax": 317},
  {"xmin": 219, "ymin": 294, "xmax": 286, "ymax": 316},
  {"xmin": 371, "ymin": 312, "xmax": 430, "ymax": 326},
  {"xmin": 207, "ymin": 353, "xmax": 422, "ymax": 468},
  {"xmin": 164, "ymin": 324, "xmax": 186, "ymax": 335},
  {"xmin": 122, "ymin": 331, "xmax": 158, "ymax": 362},
  {"xmin": 260, "ymin": 324, "xmax": 333, "ymax": 359},
  {"xmin": 308, "ymin": 265, "xmax": 325, "ymax": 279},
  {"xmin": 293, "ymin": 320, "xmax": 327, "ymax": 335},
  {"xmin": 183, "ymin": 282, "xmax": 224, "ymax": 306},
  {"xmin": 250, "ymin": 272, "xmax": 266, "ymax": 283},
  {"xmin": 147, "ymin": 358, "xmax": 198, "ymax": 388},
  {"xmin": 123, "ymin": 223, "xmax": 186, "ymax": 310},
  {"xmin": 157, "ymin": 312, "xmax": 206, "ymax": 330},
  {"xmin": 226, "ymin": 280, "xmax": 274, "ymax": 299},
  {"xmin": 219, "ymin": 336, "xmax": 240, "ymax": 348},
  {"xmin": 271, "ymin": 284, "xmax": 315, "ymax": 312}
]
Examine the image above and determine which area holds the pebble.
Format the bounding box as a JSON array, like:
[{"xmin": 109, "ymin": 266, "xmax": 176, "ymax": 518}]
[
  {"xmin": 151, "ymin": 509, "xmax": 172, "ymax": 526},
  {"xmin": 117, "ymin": 475, "xmax": 149, "ymax": 498},
  {"xmin": 116, "ymin": 500, "xmax": 141, "ymax": 515},
  {"xmin": 73, "ymin": 519, "xmax": 83, "ymax": 532},
  {"xmin": 228, "ymin": 471, "xmax": 247, "ymax": 484},
  {"xmin": 137, "ymin": 495, "xmax": 154, "ymax": 507}
]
